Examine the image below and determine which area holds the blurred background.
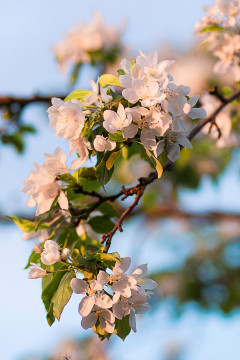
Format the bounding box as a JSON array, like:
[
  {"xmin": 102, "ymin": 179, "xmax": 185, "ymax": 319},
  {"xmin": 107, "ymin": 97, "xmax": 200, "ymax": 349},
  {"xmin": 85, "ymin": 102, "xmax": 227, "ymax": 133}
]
[{"xmin": 1, "ymin": 0, "xmax": 240, "ymax": 359}]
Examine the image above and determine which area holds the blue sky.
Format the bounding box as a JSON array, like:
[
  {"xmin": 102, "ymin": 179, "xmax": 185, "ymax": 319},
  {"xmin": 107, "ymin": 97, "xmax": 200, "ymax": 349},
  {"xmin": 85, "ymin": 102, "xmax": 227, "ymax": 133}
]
[{"xmin": 1, "ymin": 0, "xmax": 240, "ymax": 359}]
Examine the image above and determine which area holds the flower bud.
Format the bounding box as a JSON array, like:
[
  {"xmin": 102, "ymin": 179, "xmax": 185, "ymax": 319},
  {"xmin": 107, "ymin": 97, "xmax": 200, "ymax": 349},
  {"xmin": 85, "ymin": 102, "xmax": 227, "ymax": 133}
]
[
  {"xmin": 62, "ymin": 248, "xmax": 70, "ymax": 260},
  {"xmin": 34, "ymin": 244, "xmax": 42, "ymax": 253}
]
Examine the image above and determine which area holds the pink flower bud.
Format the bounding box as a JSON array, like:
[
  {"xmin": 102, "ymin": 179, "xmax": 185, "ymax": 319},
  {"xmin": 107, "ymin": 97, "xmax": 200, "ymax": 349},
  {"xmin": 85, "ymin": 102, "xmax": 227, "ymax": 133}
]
[
  {"xmin": 62, "ymin": 248, "xmax": 70, "ymax": 260},
  {"xmin": 34, "ymin": 244, "xmax": 42, "ymax": 253}
]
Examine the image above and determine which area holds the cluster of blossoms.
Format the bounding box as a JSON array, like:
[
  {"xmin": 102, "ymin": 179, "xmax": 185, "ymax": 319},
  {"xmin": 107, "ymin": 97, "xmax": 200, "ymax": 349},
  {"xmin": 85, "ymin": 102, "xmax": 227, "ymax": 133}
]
[
  {"xmin": 54, "ymin": 12, "xmax": 123, "ymax": 73},
  {"xmin": 28, "ymin": 242, "xmax": 156, "ymax": 335},
  {"xmin": 20, "ymin": 50, "xmax": 207, "ymax": 340},
  {"xmin": 70, "ymin": 257, "xmax": 156, "ymax": 334},
  {"xmin": 28, "ymin": 240, "xmax": 70, "ymax": 279},
  {"xmin": 195, "ymin": 0, "xmax": 240, "ymax": 81},
  {"xmin": 22, "ymin": 50, "xmax": 207, "ymax": 216}
]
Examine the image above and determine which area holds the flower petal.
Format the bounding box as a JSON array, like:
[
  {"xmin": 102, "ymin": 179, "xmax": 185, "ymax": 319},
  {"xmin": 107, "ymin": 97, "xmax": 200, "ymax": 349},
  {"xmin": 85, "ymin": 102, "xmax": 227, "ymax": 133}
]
[
  {"xmin": 97, "ymin": 271, "xmax": 110, "ymax": 285},
  {"xmin": 89, "ymin": 279, "xmax": 103, "ymax": 292},
  {"xmin": 58, "ymin": 191, "xmax": 68, "ymax": 210},
  {"xmin": 99, "ymin": 316, "xmax": 115, "ymax": 333},
  {"xmin": 129, "ymin": 308, "xmax": 137, "ymax": 332},
  {"xmin": 70, "ymin": 278, "xmax": 88, "ymax": 294},
  {"xmin": 78, "ymin": 296, "xmax": 95, "ymax": 317},
  {"xmin": 95, "ymin": 293, "xmax": 112, "ymax": 309},
  {"xmin": 113, "ymin": 257, "xmax": 131, "ymax": 275},
  {"xmin": 81, "ymin": 312, "xmax": 97, "ymax": 329},
  {"xmin": 101, "ymin": 309, "xmax": 115, "ymax": 323}
]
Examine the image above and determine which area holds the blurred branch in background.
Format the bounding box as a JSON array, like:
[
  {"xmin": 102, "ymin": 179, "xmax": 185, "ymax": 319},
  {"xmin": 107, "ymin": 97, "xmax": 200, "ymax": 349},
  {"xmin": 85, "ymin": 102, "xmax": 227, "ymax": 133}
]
[{"xmin": 0, "ymin": 95, "xmax": 59, "ymax": 154}]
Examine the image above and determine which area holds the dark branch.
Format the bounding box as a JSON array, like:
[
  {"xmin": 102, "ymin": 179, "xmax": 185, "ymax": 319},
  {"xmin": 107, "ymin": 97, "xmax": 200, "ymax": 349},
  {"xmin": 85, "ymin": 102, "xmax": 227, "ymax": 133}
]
[{"xmin": 0, "ymin": 95, "xmax": 64, "ymax": 107}]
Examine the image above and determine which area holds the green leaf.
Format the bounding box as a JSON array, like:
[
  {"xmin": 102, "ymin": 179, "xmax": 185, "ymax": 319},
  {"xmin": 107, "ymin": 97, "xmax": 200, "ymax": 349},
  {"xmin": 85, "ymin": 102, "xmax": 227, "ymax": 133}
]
[
  {"xmin": 144, "ymin": 147, "xmax": 163, "ymax": 178},
  {"xmin": 108, "ymin": 131, "xmax": 124, "ymax": 142},
  {"xmin": 107, "ymin": 88, "xmax": 123, "ymax": 100},
  {"xmin": 97, "ymin": 202, "xmax": 120, "ymax": 218},
  {"xmin": 9, "ymin": 216, "xmax": 49, "ymax": 233},
  {"xmin": 64, "ymin": 90, "xmax": 93, "ymax": 102},
  {"xmin": 200, "ymin": 25, "xmax": 223, "ymax": 33},
  {"xmin": 98, "ymin": 74, "xmax": 122, "ymax": 88},
  {"xmin": 95, "ymin": 155, "xmax": 114, "ymax": 188},
  {"xmin": 19, "ymin": 125, "xmax": 36, "ymax": 133},
  {"xmin": 114, "ymin": 316, "xmax": 131, "ymax": 340},
  {"xmin": 46, "ymin": 302, "xmax": 55, "ymax": 326},
  {"xmin": 79, "ymin": 179, "xmax": 101, "ymax": 192},
  {"xmin": 117, "ymin": 69, "xmax": 126, "ymax": 76},
  {"xmin": 95, "ymin": 252, "xmax": 120, "ymax": 268},
  {"xmin": 24, "ymin": 250, "xmax": 41, "ymax": 269},
  {"xmin": 52, "ymin": 270, "xmax": 75, "ymax": 320},
  {"xmin": 1, "ymin": 133, "xmax": 24, "ymax": 153},
  {"xmin": 88, "ymin": 216, "xmax": 115, "ymax": 234},
  {"xmin": 106, "ymin": 150, "xmax": 121, "ymax": 170},
  {"xmin": 72, "ymin": 167, "xmax": 97, "ymax": 182},
  {"xmin": 41, "ymin": 265, "xmax": 68, "ymax": 313}
]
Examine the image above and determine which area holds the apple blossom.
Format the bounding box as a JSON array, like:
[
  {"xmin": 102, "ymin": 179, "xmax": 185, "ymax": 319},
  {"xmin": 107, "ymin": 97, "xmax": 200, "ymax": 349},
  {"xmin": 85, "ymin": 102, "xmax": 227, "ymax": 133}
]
[
  {"xmin": 48, "ymin": 98, "xmax": 85, "ymax": 141},
  {"xmin": 93, "ymin": 135, "xmax": 116, "ymax": 152},
  {"xmin": 81, "ymin": 307, "xmax": 115, "ymax": 333},
  {"xmin": 70, "ymin": 278, "xmax": 113, "ymax": 317},
  {"xmin": 28, "ymin": 263, "xmax": 47, "ymax": 279},
  {"xmin": 41, "ymin": 240, "xmax": 61, "ymax": 265},
  {"xmin": 103, "ymin": 103, "xmax": 132, "ymax": 133}
]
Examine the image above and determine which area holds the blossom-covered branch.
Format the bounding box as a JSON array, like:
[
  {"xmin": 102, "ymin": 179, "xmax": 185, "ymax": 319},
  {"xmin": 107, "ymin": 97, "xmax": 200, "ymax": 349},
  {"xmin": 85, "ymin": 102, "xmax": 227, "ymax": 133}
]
[{"xmin": 11, "ymin": 45, "xmax": 240, "ymax": 342}]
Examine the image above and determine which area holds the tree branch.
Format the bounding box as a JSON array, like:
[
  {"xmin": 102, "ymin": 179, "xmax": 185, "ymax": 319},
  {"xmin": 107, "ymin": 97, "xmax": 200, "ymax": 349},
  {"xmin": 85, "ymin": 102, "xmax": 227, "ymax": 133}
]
[{"xmin": 0, "ymin": 95, "xmax": 64, "ymax": 107}]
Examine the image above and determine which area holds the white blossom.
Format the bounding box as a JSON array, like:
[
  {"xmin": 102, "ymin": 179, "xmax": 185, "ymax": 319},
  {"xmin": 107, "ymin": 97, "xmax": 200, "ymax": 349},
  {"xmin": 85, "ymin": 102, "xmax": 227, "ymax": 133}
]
[
  {"xmin": 93, "ymin": 135, "xmax": 116, "ymax": 152},
  {"xmin": 22, "ymin": 229, "xmax": 49, "ymax": 242},
  {"xmin": 103, "ymin": 103, "xmax": 132, "ymax": 133},
  {"xmin": 69, "ymin": 137, "xmax": 91, "ymax": 170},
  {"xmin": 48, "ymin": 98, "xmax": 85, "ymax": 141},
  {"xmin": 21, "ymin": 148, "xmax": 69, "ymax": 215},
  {"xmin": 112, "ymin": 290, "xmax": 151, "ymax": 332},
  {"xmin": 119, "ymin": 51, "xmax": 174, "ymax": 106},
  {"xmin": 157, "ymin": 118, "xmax": 192, "ymax": 162},
  {"xmin": 86, "ymin": 79, "xmax": 112, "ymax": 105},
  {"xmin": 97, "ymin": 257, "xmax": 137, "ymax": 298},
  {"xmin": 53, "ymin": 11, "xmax": 122, "ymax": 70},
  {"xmin": 28, "ymin": 263, "xmax": 47, "ymax": 279},
  {"xmin": 41, "ymin": 240, "xmax": 61, "ymax": 265},
  {"xmin": 81, "ymin": 307, "xmax": 115, "ymax": 333},
  {"xmin": 195, "ymin": 0, "xmax": 240, "ymax": 80},
  {"xmin": 70, "ymin": 278, "xmax": 113, "ymax": 317}
]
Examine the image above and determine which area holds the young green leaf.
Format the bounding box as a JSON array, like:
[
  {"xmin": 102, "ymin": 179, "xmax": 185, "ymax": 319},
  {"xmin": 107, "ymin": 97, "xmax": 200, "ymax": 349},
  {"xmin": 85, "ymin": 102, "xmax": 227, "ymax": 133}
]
[
  {"xmin": 95, "ymin": 156, "xmax": 114, "ymax": 188},
  {"xmin": 41, "ymin": 265, "xmax": 68, "ymax": 313},
  {"xmin": 52, "ymin": 270, "xmax": 76, "ymax": 320},
  {"xmin": 9, "ymin": 216, "xmax": 49, "ymax": 233},
  {"xmin": 88, "ymin": 216, "xmax": 115, "ymax": 234},
  {"xmin": 24, "ymin": 250, "xmax": 41, "ymax": 269},
  {"xmin": 114, "ymin": 316, "xmax": 131, "ymax": 340},
  {"xmin": 200, "ymin": 25, "xmax": 223, "ymax": 33},
  {"xmin": 98, "ymin": 74, "xmax": 122, "ymax": 88},
  {"xmin": 106, "ymin": 150, "xmax": 121, "ymax": 170},
  {"xmin": 95, "ymin": 252, "xmax": 120, "ymax": 268},
  {"xmin": 108, "ymin": 131, "xmax": 124, "ymax": 142},
  {"xmin": 64, "ymin": 90, "xmax": 93, "ymax": 102},
  {"xmin": 97, "ymin": 202, "xmax": 120, "ymax": 218}
]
